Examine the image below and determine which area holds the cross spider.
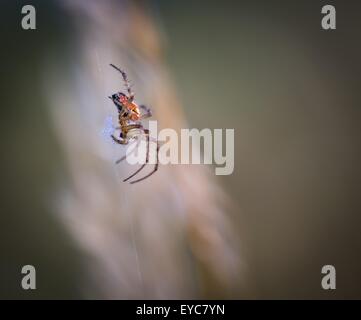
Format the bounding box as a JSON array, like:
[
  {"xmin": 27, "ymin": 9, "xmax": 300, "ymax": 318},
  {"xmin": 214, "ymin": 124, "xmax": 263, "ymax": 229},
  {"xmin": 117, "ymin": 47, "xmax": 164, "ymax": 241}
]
[{"xmin": 109, "ymin": 64, "xmax": 159, "ymax": 184}]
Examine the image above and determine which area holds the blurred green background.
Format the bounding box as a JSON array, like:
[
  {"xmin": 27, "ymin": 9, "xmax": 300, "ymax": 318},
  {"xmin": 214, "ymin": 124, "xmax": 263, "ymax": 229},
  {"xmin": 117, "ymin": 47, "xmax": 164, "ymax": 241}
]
[{"xmin": 1, "ymin": 0, "xmax": 361, "ymax": 299}]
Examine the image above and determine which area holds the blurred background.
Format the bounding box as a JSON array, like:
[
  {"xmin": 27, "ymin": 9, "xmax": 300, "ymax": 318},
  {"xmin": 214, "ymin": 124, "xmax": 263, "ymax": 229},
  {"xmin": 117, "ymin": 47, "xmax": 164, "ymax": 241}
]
[{"xmin": 1, "ymin": 0, "xmax": 361, "ymax": 299}]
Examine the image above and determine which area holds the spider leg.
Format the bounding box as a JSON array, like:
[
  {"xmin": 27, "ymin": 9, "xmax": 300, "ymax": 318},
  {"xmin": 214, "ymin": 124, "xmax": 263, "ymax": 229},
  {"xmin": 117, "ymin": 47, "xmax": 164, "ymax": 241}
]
[
  {"xmin": 110, "ymin": 64, "xmax": 135, "ymax": 101},
  {"xmin": 139, "ymin": 105, "xmax": 152, "ymax": 120},
  {"xmin": 123, "ymin": 129, "xmax": 150, "ymax": 182},
  {"xmin": 115, "ymin": 137, "xmax": 140, "ymax": 164},
  {"xmin": 129, "ymin": 139, "xmax": 159, "ymax": 184},
  {"xmin": 111, "ymin": 134, "xmax": 128, "ymax": 145}
]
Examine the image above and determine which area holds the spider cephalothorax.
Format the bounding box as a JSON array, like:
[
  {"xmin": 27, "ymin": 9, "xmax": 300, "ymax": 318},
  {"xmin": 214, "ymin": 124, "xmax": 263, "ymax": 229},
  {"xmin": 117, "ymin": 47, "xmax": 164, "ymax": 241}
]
[
  {"xmin": 110, "ymin": 92, "xmax": 138, "ymax": 119},
  {"xmin": 109, "ymin": 64, "xmax": 158, "ymax": 184}
]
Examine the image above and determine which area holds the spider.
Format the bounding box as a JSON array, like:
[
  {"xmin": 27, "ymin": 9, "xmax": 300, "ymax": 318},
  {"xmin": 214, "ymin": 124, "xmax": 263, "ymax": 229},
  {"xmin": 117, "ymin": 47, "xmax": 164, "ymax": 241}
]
[{"xmin": 108, "ymin": 64, "xmax": 159, "ymax": 184}]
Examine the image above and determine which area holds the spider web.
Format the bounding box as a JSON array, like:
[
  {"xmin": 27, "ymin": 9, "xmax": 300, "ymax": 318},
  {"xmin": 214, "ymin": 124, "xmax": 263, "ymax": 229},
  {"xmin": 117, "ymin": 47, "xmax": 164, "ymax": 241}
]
[{"xmin": 95, "ymin": 48, "xmax": 145, "ymax": 295}]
